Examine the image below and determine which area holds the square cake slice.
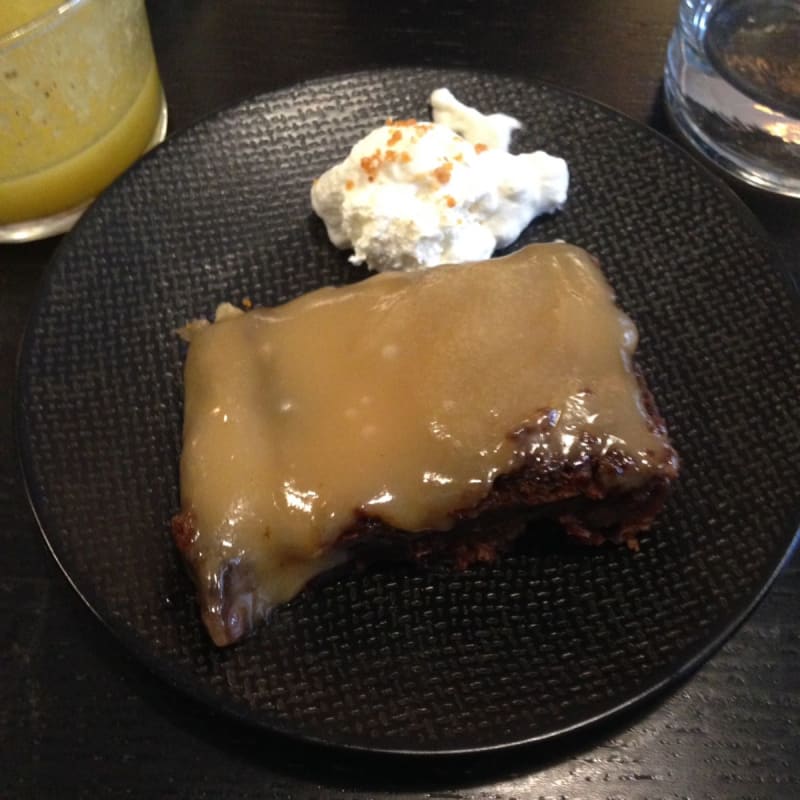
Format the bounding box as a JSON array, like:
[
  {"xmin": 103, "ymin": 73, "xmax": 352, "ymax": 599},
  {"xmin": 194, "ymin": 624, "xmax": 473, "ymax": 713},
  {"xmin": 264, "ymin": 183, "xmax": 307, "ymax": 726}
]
[{"xmin": 172, "ymin": 243, "xmax": 678, "ymax": 645}]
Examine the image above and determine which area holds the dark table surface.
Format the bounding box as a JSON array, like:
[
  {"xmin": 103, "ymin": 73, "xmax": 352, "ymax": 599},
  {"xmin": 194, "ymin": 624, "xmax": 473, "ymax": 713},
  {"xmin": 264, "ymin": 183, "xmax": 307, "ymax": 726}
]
[{"xmin": 2, "ymin": 1, "xmax": 799, "ymax": 797}]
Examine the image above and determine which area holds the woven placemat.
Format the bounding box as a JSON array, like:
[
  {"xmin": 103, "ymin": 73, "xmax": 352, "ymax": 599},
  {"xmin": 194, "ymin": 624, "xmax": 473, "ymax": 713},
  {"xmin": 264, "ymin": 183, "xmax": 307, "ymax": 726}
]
[{"xmin": 16, "ymin": 68, "xmax": 800, "ymax": 753}]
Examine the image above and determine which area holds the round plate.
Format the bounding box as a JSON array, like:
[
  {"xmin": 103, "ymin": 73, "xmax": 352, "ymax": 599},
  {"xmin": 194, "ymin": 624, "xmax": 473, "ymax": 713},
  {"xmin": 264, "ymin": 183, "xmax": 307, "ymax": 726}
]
[{"xmin": 16, "ymin": 68, "xmax": 800, "ymax": 754}]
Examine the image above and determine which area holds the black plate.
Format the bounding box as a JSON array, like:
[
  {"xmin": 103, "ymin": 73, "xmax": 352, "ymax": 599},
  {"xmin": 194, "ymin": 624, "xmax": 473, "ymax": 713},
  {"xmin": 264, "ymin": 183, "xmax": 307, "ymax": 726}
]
[{"xmin": 16, "ymin": 68, "xmax": 800, "ymax": 755}]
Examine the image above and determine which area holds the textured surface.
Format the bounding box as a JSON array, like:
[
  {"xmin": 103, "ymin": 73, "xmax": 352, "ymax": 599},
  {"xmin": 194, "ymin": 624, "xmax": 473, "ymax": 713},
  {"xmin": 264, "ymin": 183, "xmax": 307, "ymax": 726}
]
[{"xmin": 14, "ymin": 68, "xmax": 800, "ymax": 755}]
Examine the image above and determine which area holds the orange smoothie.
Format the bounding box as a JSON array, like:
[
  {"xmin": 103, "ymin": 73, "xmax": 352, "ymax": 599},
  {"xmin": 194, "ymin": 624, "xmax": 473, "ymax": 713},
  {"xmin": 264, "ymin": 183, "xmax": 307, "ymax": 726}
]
[
  {"xmin": 0, "ymin": 1, "xmax": 62, "ymax": 31},
  {"xmin": 0, "ymin": 0, "xmax": 166, "ymax": 227}
]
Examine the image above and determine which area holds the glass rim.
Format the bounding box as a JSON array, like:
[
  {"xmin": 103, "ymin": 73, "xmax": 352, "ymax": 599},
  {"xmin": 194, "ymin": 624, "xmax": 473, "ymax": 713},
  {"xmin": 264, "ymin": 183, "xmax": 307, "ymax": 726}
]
[{"xmin": 0, "ymin": 0, "xmax": 87, "ymax": 50}]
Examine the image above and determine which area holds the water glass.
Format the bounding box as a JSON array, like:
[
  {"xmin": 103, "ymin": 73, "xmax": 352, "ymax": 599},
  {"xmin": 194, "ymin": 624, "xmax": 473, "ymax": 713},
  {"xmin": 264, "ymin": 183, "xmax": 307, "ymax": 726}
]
[{"xmin": 664, "ymin": 0, "xmax": 800, "ymax": 197}]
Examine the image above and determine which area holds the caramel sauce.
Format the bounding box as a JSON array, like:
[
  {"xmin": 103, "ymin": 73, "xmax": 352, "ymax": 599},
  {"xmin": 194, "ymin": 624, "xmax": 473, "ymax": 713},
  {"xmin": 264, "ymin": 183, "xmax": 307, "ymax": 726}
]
[{"xmin": 179, "ymin": 244, "xmax": 674, "ymax": 630}]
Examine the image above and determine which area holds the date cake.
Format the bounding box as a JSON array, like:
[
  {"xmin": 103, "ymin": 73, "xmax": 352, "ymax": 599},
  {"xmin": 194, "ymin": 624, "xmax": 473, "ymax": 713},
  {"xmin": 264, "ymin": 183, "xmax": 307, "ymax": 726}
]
[{"xmin": 172, "ymin": 243, "xmax": 679, "ymax": 645}]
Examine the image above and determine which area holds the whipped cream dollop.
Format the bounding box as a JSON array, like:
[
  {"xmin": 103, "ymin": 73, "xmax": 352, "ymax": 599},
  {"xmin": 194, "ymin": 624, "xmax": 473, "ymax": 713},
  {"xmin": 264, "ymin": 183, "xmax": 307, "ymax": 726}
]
[{"xmin": 310, "ymin": 88, "xmax": 569, "ymax": 271}]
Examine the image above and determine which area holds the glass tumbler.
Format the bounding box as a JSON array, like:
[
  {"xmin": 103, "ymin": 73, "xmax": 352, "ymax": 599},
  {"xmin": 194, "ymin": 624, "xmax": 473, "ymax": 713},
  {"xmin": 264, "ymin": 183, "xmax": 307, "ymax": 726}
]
[
  {"xmin": 664, "ymin": 0, "xmax": 800, "ymax": 197},
  {"xmin": 0, "ymin": 0, "xmax": 168, "ymax": 242}
]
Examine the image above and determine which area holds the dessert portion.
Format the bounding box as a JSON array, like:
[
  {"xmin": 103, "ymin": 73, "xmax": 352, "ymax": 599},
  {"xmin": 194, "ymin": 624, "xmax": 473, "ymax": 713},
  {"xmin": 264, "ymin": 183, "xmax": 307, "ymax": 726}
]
[
  {"xmin": 430, "ymin": 88, "xmax": 521, "ymax": 151},
  {"xmin": 310, "ymin": 89, "xmax": 568, "ymax": 271},
  {"xmin": 173, "ymin": 243, "xmax": 678, "ymax": 646}
]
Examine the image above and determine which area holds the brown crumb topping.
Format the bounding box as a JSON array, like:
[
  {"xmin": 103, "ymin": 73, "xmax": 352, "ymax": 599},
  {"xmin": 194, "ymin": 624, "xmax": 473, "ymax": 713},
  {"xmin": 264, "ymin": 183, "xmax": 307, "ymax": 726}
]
[
  {"xmin": 474, "ymin": 143, "xmax": 488, "ymax": 154},
  {"xmin": 345, "ymin": 179, "xmax": 354, "ymax": 190},
  {"xmin": 433, "ymin": 162, "xmax": 453, "ymax": 185},
  {"xmin": 444, "ymin": 195, "xmax": 456, "ymax": 208},
  {"xmin": 360, "ymin": 149, "xmax": 382, "ymax": 179},
  {"xmin": 387, "ymin": 130, "xmax": 402, "ymax": 147},
  {"xmin": 359, "ymin": 140, "xmax": 417, "ymax": 178},
  {"xmin": 242, "ymin": 297, "xmax": 253, "ymax": 309}
]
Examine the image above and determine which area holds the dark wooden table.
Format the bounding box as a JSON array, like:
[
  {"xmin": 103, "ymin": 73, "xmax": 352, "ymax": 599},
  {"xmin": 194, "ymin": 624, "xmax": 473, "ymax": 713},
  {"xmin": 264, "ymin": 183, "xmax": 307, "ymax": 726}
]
[{"xmin": 2, "ymin": 1, "xmax": 798, "ymax": 797}]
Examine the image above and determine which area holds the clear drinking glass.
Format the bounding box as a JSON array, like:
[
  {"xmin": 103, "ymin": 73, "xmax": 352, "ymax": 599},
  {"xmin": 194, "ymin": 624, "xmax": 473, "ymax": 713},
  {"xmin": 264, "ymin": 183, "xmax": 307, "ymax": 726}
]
[
  {"xmin": 0, "ymin": 0, "xmax": 168, "ymax": 243},
  {"xmin": 664, "ymin": 0, "xmax": 800, "ymax": 197}
]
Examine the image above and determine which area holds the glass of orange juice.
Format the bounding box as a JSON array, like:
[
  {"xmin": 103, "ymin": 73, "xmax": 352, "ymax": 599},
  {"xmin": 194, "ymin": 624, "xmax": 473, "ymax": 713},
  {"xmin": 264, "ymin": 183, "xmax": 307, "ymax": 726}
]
[{"xmin": 0, "ymin": 0, "xmax": 167, "ymax": 242}]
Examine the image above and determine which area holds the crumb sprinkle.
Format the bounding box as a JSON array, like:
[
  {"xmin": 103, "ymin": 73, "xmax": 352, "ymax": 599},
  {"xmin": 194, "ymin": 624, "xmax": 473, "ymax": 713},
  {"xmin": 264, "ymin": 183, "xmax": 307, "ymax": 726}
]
[
  {"xmin": 360, "ymin": 149, "xmax": 382, "ymax": 179},
  {"xmin": 433, "ymin": 162, "xmax": 453, "ymax": 185}
]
